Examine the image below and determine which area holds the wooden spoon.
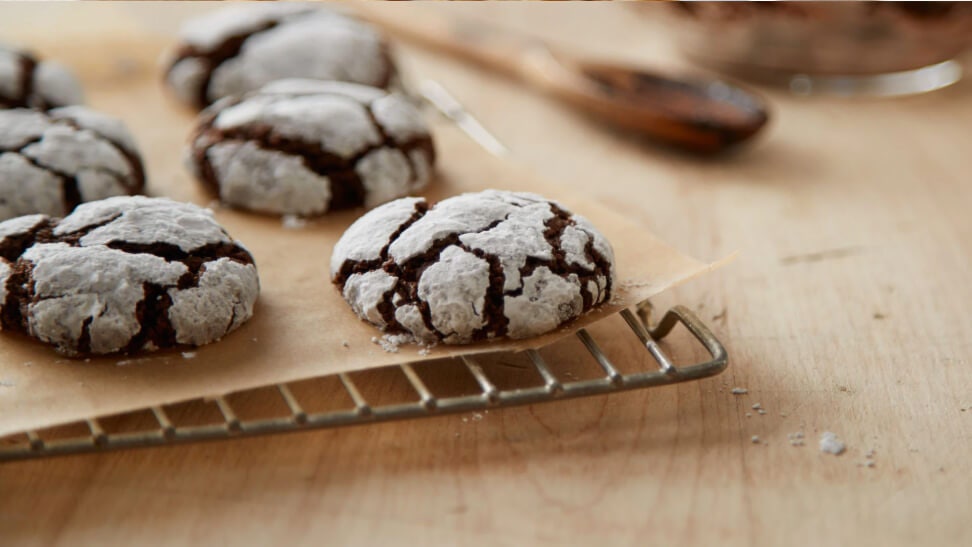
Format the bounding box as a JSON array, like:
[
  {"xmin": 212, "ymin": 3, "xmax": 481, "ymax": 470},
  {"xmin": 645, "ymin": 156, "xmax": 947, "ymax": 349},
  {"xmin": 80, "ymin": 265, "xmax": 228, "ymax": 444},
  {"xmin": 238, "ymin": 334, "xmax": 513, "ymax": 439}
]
[{"xmin": 358, "ymin": 9, "xmax": 769, "ymax": 153}]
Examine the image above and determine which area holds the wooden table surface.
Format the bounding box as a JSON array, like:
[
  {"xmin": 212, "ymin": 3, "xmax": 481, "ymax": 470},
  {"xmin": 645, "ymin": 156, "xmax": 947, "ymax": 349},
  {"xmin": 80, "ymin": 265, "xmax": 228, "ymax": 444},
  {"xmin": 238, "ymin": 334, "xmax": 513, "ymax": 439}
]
[{"xmin": 2, "ymin": 3, "xmax": 971, "ymax": 546}]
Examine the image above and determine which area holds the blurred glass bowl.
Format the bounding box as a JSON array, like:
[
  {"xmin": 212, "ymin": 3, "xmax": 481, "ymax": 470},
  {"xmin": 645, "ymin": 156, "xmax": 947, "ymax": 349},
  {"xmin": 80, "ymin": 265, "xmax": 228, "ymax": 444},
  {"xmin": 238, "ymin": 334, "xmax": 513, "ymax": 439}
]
[{"xmin": 667, "ymin": 2, "xmax": 972, "ymax": 97}]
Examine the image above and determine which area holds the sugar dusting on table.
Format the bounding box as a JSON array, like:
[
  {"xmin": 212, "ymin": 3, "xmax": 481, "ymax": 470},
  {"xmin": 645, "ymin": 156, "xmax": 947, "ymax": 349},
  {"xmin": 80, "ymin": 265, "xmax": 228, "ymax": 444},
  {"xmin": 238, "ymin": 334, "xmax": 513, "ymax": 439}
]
[{"xmin": 819, "ymin": 431, "xmax": 846, "ymax": 455}]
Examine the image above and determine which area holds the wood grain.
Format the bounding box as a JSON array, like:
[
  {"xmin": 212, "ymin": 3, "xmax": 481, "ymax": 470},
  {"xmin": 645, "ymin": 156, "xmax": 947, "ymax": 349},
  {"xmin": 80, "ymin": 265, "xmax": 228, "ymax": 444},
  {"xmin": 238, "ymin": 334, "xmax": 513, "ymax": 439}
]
[{"xmin": 1, "ymin": 3, "xmax": 971, "ymax": 546}]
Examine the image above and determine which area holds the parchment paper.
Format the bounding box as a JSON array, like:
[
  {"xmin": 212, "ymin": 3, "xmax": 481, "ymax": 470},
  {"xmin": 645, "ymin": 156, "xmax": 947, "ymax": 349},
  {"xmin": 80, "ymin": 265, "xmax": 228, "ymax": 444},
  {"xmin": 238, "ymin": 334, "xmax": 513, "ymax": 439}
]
[{"xmin": 0, "ymin": 22, "xmax": 723, "ymax": 438}]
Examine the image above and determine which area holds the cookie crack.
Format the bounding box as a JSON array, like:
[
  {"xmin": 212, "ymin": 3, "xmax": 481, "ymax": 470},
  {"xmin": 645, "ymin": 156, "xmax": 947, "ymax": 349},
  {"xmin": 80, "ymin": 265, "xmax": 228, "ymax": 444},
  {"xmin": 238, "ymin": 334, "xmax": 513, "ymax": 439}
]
[
  {"xmin": 170, "ymin": 20, "xmax": 283, "ymax": 108},
  {"xmin": 195, "ymin": 117, "xmax": 433, "ymax": 212},
  {"xmin": 364, "ymin": 101, "xmax": 436, "ymax": 190},
  {"xmin": 0, "ymin": 259, "xmax": 35, "ymax": 332},
  {"xmin": 123, "ymin": 282, "xmax": 177, "ymax": 353},
  {"xmin": 17, "ymin": 51, "xmax": 37, "ymax": 108},
  {"xmin": 0, "ymin": 51, "xmax": 36, "ymax": 109},
  {"xmin": 503, "ymin": 203, "xmax": 612, "ymax": 312},
  {"xmin": 53, "ymin": 116, "xmax": 146, "ymax": 194},
  {"xmin": 102, "ymin": 240, "xmax": 255, "ymax": 290}
]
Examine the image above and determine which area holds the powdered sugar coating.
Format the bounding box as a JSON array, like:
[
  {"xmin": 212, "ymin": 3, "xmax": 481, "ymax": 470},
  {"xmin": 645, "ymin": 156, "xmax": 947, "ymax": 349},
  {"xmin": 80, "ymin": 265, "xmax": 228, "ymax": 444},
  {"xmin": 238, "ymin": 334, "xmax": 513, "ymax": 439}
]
[
  {"xmin": 0, "ymin": 106, "xmax": 145, "ymax": 221},
  {"xmin": 165, "ymin": 5, "xmax": 395, "ymax": 109},
  {"xmin": 0, "ymin": 45, "xmax": 84, "ymax": 110},
  {"xmin": 331, "ymin": 190, "xmax": 616, "ymax": 344},
  {"xmin": 329, "ymin": 196, "xmax": 423, "ymax": 273},
  {"xmin": 0, "ymin": 197, "xmax": 259, "ymax": 356},
  {"xmin": 187, "ymin": 79, "xmax": 434, "ymax": 217}
]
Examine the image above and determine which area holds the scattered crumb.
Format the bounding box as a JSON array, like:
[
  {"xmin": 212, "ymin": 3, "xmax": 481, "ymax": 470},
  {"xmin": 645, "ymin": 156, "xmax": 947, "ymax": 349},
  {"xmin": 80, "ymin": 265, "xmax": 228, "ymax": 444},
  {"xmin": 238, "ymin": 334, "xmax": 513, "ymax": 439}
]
[
  {"xmin": 342, "ymin": 340, "xmax": 350, "ymax": 348},
  {"xmin": 788, "ymin": 432, "xmax": 805, "ymax": 446},
  {"xmin": 751, "ymin": 435, "xmax": 760, "ymax": 444},
  {"xmin": 116, "ymin": 359, "xmax": 133, "ymax": 367},
  {"xmin": 22, "ymin": 361, "xmax": 32, "ymax": 367},
  {"xmin": 757, "ymin": 409, "xmax": 767, "ymax": 415},
  {"xmin": 181, "ymin": 351, "xmax": 197, "ymax": 359},
  {"xmin": 873, "ymin": 312, "xmax": 886, "ymax": 320},
  {"xmin": 461, "ymin": 416, "xmax": 469, "ymax": 423},
  {"xmin": 858, "ymin": 460, "xmax": 876, "ymax": 468},
  {"xmin": 418, "ymin": 347, "xmax": 431, "ymax": 356},
  {"xmin": 252, "ymin": 337, "xmax": 258, "ymax": 342},
  {"xmin": 84, "ymin": 358, "xmax": 91, "ymax": 363},
  {"xmin": 745, "ymin": 413, "xmax": 752, "ymax": 418},
  {"xmin": 780, "ymin": 412, "xmax": 788, "ymax": 418},
  {"xmin": 865, "ymin": 449, "xmax": 875, "ymax": 459},
  {"xmin": 282, "ymin": 214, "xmax": 309, "ymax": 230},
  {"xmin": 751, "ymin": 402, "xmax": 762, "ymax": 410},
  {"xmin": 819, "ymin": 431, "xmax": 846, "ymax": 455},
  {"xmin": 0, "ymin": 380, "xmax": 14, "ymax": 388},
  {"xmin": 731, "ymin": 388, "xmax": 748, "ymax": 395},
  {"xmin": 371, "ymin": 333, "xmax": 415, "ymax": 353},
  {"xmin": 471, "ymin": 412, "xmax": 483, "ymax": 421}
]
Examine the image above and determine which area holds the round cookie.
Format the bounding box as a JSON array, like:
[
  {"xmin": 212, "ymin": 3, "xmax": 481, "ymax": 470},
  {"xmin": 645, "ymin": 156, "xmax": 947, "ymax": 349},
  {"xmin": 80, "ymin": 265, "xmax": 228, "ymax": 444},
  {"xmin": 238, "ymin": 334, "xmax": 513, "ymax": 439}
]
[
  {"xmin": 0, "ymin": 45, "xmax": 84, "ymax": 110},
  {"xmin": 330, "ymin": 190, "xmax": 616, "ymax": 344},
  {"xmin": 164, "ymin": 4, "xmax": 396, "ymax": 110},
  {"xmin": 0, "ymin": 196, "xmax": 260, "ymax": 356},
  {"xmin": 186, "ymin": 79, "xmax": 435, "ymax": 217},
  {"xmin": 0, "ymin": 106, "xmax": 146, "ymax": 222}
]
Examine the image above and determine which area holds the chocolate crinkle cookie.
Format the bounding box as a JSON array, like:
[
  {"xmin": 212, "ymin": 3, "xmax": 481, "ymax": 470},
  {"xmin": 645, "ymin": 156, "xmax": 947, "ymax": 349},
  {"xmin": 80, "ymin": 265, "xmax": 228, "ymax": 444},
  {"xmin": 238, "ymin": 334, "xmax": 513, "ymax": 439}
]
[
  {"xmin": 164, "ymin": 4, "xmax": 396, "ymax": 109},
  {"xmin": 186, "ymin": 79, "xmax": 435, "ymax": 216},
  {"xmin": 0, "ymin": 106, "xmax": 146, "ymax": 222},
  {"xmin": 331, "ymin": 190, "xmax": 616, "ymax": 344},
  {"xmin": 0, "ymin": 45, "xmax": 84, "ymax": 110},
  {"xmin": 0, "ymin": 196, "xmax": 260, "ymax": 357}
]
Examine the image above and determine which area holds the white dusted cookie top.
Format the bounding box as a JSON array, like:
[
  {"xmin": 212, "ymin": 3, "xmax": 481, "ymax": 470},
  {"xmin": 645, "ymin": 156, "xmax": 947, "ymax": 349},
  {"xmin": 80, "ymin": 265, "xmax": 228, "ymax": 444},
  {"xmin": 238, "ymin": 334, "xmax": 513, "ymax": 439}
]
[
  {"xmin": 186, "ymin": 79, "xmax": 435, "ymax": 217},
  {"xmin": 0, "ymin": 45, "xmax": 84, "ymax": 110},
  {"xmin": 164, "ymin": 4, "xmax": 395, "ymax": 109},
  {"xmin": 0, "ymin": 196, "xmax": 259, "ymax": 357},
  {"xmin": 0, "ymin": 106, "xmax": 146, "ymax": 222},
  {"xmin": 331, "ymin": 190, "xmax": 616, "ymax": 344}
]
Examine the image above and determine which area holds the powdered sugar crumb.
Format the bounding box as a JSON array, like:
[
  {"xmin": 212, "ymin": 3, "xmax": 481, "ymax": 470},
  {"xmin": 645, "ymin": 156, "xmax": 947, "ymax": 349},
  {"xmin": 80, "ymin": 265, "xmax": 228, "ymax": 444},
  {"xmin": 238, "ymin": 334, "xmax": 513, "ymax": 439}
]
[
  {"xmin": 751, "ymin": 435, "xmax": 760, "ymax": 444},
  {"xmin": 342, "ymin": 340, "xmax": 350, "ymax": 348},
  {"xmin": 371, "ymin": 333, "xmax": 415, "ymax": 353},
  {"xmin": 788, "ymin": 432, "xmax": 805, "ymax": 446},
  {"xmin": 182, "ymin": 351, "xmax": 197, "ymax": 359},
  {"xmin": 282, "ymin": 214, "xmax": 309, "ymax": 230},
  {"xmin": 731, "ymin": 387, "xmax": 748, "ymax": 395},
  {"xmin": 819, "ymin": 431, "xmax": 846, "ymax": 455},
  {"xmin": 751, "ymin": 402, "xmax": 762, "ymax": 410}
]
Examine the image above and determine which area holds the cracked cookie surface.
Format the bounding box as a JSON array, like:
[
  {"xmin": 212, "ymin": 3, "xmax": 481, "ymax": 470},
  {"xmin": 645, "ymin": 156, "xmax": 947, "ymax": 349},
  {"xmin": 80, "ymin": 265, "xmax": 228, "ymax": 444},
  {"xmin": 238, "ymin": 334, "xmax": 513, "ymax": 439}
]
[
  {"xmin": 165, "ymin": 4, "xmax": 396, "ymax": 109},
  {"xmin": 0, "ymin": 106, "xmax": 146, "ymax": 222},
  {"xmin": 0, "ymin": 45, "xmax": 84, "ymax": 110},
  {"xmin": 331, "ymin": 190, "xmax": 616, "ymax": 344},
  {"xmin": 186, "ymin": 79, "xmax": 435, "ymax": 217},
  {"xmin": 0, "ymin": 196, "xmax": 260, "ymax": 357}
]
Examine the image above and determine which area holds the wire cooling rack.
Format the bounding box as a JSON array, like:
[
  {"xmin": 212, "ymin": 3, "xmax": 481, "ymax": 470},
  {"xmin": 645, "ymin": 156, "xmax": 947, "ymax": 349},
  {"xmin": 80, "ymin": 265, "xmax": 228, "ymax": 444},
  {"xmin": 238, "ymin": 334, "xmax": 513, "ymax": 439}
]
[
  {"xmin": 0, "ymin": 304, "xmax": 726, "ymax": 463},
  {"xmin": 0, "ymin": 81, "xmax": 728, "ymax": 463}
]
